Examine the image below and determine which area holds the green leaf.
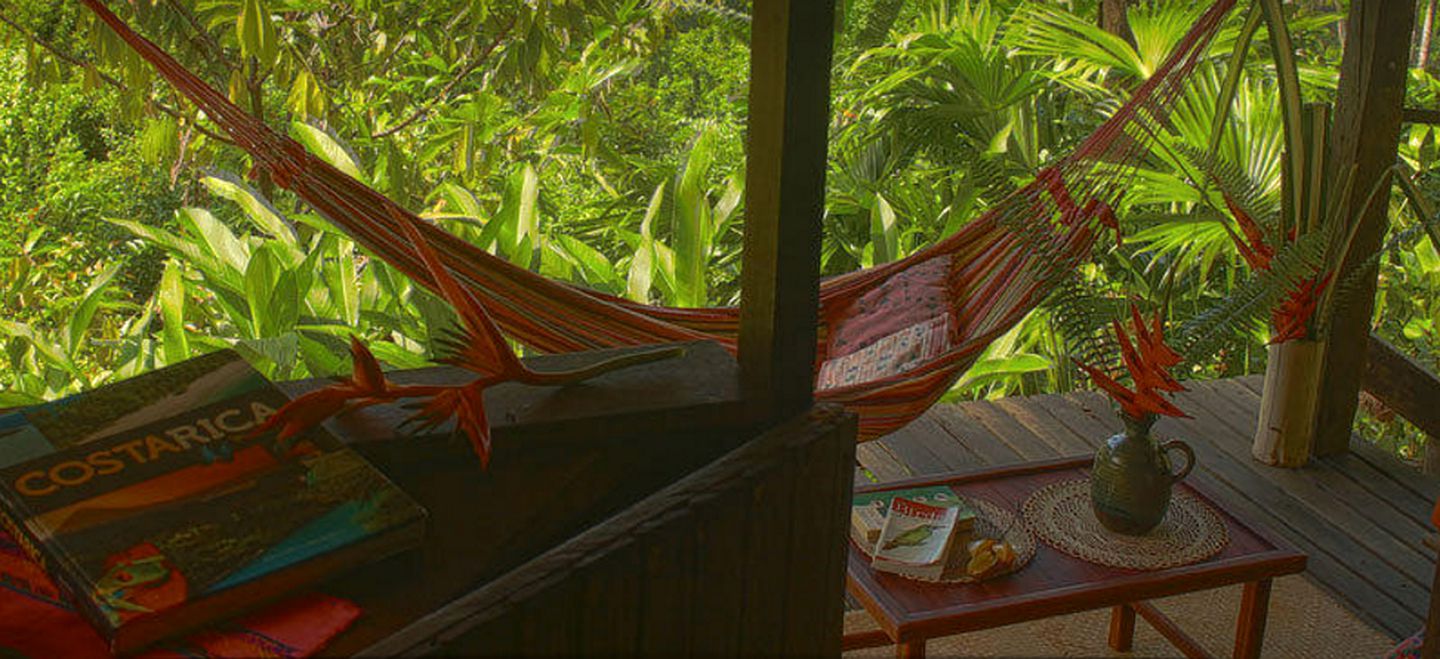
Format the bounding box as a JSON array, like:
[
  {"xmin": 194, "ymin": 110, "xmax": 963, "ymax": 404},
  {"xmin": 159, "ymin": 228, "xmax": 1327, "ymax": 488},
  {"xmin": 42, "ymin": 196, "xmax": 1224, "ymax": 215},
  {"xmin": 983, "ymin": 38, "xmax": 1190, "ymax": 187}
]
[
  {"xmin": 202, "ymin": 172, "xmax": 295, "ymax": 243},
  {"xmin": 244, "ymin": 245, "xmax": 281, "ymax": 337},
  {"xmin": 292, "ymin": 121, "xmax": 365, "ymax": 181},
  {"xmin": 870, "ymin": 194, "xmax": 899, "ymax": 265},
  {"xmin": 955, "ymin": 353, "xmax": 1052, "ymax": 391},
  {"xmin": 555, "ymin": 235, "xmax": 618, "ymax": 290},
  {"xmin": 490, "ymin": 163, "xmax": 540, "ymax": 266},
  {"xmin": 179, "ymin": 207, "xmax": 250, "ymax": 274},
  {"xmin": 627, "ymin": 184, "xmax": 664, "ymax": 303},
  {"xmin": 234, "ymin": 333, "xmax": 299, "ymax": 376},
  {"xmin": 159, "ymin": 260, "xmax": 189, "ymax": 365},
  {"xmin": 673, "ymin": 127, "xmax": 718, "ymax": 307},
  {"xmin": 66, "ymin": 262, "xmax": 122, "ymax": 356},
  {"xmin": 238, "ymin": 0, "xmax": 279, "ymax": 69},
  {"xmin": 1258, "ymin": 0, "xmax": 1305, "ymax": 237}
]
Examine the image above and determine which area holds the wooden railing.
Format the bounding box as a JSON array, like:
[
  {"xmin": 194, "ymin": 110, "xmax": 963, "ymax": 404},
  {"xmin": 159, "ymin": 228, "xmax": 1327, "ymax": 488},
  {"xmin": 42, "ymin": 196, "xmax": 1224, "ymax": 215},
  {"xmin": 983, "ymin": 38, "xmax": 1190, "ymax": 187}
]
[
  {"xmin": 1362, "ymin": 333, "xmax": 1440, "ymax": 470},
  {"xmin": 358, "ymin": 404, "xmax": 858, "ymax": 655}
]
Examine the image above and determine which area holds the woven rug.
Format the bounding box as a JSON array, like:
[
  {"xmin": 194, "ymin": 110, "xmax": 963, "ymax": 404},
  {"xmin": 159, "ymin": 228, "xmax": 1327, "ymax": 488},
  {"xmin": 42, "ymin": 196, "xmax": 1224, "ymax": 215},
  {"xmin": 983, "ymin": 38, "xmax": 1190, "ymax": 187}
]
[
  {"xmin": 843, "ymin": 574, "xmax": 1396, "ymax": 658},
  {"xmin": 1023, "ymin": 479, "xmax": 1228, "ymax": 570}
]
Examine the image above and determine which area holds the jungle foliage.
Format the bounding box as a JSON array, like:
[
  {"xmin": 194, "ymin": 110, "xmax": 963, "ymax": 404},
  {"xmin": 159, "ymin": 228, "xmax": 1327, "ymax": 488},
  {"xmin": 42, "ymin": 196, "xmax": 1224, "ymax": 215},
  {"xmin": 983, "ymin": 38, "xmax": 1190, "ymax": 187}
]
[{"xmin": 0, "ymin": 0, "xmax": 1437, "ymax": 458}]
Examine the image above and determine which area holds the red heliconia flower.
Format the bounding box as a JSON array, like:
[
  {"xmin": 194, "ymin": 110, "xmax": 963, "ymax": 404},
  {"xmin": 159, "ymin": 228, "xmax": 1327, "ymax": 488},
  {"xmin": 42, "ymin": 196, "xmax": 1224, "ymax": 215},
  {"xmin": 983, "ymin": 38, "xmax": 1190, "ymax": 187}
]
[
  {"xmin": 1270, "ymin": 274, "xmax": 1332, "ymax": 344},
  {"xmin": 1222, "ymin": 194, "xmax": 1274, "ymax": 270},
  {"xmin": 252, "ymin": 336, "xmax": 448, "ymax": 447},
  {"xmin": 251, "ymin": 206, "xmax": 531, "ymax": 467},
  {"xmin": 1075, "ymin": 304, "xmax": 1189, "ymax": 423}
]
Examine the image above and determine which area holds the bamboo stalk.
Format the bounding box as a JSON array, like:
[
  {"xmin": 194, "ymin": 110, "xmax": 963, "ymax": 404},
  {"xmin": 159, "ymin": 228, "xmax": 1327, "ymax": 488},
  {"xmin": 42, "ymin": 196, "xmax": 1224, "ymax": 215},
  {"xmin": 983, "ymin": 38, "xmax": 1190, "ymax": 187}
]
[{"xmin": 1253, "ymin": 340, "xmax": 1323, "ymax": 467}]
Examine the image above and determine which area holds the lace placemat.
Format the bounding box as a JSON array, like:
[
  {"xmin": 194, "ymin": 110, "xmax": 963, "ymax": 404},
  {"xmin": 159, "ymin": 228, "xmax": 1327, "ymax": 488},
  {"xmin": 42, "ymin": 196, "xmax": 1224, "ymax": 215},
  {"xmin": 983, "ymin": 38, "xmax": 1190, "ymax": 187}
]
[
  {"xmin": 1022, "ymin": 479, "xmax": 1228, "ymax": 570},
  {"xmin": 860, "ymin": 496, "xmax": 1036, "ymax": 584}
]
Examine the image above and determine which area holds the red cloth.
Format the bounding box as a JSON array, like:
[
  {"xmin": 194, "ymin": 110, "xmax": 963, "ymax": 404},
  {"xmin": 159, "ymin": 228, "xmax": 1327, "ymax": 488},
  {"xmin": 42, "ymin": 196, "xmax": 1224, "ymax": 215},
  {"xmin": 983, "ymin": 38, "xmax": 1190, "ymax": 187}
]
[{"xmin": 0, "ymin": 532, "xmax": 360, "ymax": 658}]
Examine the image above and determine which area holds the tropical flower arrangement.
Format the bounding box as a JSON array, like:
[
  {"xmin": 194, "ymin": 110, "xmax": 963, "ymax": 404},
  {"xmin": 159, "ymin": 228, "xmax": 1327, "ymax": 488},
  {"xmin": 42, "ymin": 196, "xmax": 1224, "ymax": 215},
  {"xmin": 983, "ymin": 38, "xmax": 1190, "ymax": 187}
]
[
  {"xmin": 1075, "ymin": 303, "xmax": 1196, "ymax": 535},
  {"xmin": 1074, "ymin": 304, "xmax": 1189, "ymax": 428}
]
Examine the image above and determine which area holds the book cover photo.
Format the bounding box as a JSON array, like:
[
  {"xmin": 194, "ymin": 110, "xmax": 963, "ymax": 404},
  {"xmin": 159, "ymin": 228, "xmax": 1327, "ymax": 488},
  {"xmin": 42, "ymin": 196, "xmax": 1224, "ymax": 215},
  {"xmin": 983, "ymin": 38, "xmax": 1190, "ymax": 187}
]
[{"xmin": 0, "ymin": 350, "xmax": 426, "ymax": 653}]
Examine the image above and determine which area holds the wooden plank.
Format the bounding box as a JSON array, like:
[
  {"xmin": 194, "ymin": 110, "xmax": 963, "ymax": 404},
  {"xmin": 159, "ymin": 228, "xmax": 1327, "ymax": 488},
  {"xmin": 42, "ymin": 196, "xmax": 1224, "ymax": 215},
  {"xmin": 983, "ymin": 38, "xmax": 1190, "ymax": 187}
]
[
  {"xmin": 637, "ymin": 511, "xmax": 696, "ymax": 654},
  {"xmin": 1225, "ymin": 378, "xmax": 1436, "ymax": 528},
  {"xmin": 575, "ymin": 540, "xmax": 642, "ymax": 654},
  {"xmin": 1315, "ymin": 0, "xmax": 1415, "ymax": 455},
  {"xmin": 738, "ymin": 0, "xmax": 836, "ymax": 421},
  {"xmin": 1364, "ymin": 333, "xmax": 1440, "ymax": 440},
  {"xmin": 1350, "ymin": 440, "xmax": 1440, "ymax": 507},
  {"xmin": 1029, "ymin": 393, "xmax": 1118, "ymax": 445},
  {"xmin": 990, "ymin": 396, "xmax": 1097, "ymax": 456},
  {"xmin": 880, "ymin": 413, "xmax": 981, "ymax": 474},
  {"xmin": 953, "ymin": 400, "xmax": 1063, "ymax": 460},
  {"xmin": 781, "ymin": 409, "xmax": 854, "ymax": 655},
  {"xmin": 925, "ymin": 404, "xmax": 1024, "ymax": 467},
  {"xmin": 856, "ymin": 441, "xmax": 913, "ymax": 482},
  {"xmin": 737, "ymin": 459, "xmax": 798, "ymax": 653},
  {"xmin": 1234, "ymin": 375, "xmax": 1438, "ymax": 524},
  {"xmin": 1180, "ymin": 381, "xmax": 1434, "ymax": 585},
  {"xmin": 688, "ymin": 489, "xmax": 749, "ymax": 655}
]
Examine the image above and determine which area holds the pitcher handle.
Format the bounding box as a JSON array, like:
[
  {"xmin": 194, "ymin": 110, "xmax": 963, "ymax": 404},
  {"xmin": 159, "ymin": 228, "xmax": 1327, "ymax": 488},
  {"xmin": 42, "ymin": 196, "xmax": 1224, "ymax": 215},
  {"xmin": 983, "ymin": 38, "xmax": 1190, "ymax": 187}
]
[{"xmin": 1162, "ymin": 439, "xmax": 1195, "ymax": 482}]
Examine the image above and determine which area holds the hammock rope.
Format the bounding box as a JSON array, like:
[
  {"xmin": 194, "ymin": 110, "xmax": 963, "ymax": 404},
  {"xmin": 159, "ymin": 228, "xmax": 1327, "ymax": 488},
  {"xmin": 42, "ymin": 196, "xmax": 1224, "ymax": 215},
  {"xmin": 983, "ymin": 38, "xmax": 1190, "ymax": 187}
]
[{"xmin": 79, "ymin": 0, "xmax": 1237, "ymax": 441}]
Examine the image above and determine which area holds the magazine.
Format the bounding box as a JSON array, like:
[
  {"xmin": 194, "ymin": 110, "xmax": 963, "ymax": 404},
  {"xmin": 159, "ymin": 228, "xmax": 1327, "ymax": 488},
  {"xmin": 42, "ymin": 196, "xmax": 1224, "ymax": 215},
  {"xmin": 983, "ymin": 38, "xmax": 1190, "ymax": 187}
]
[
  {"xmin": 850, "ymin": 485, "xmax": 971, "ymax": 553},
  {"xmin": 871, "ymin": 497, "xmax": 962, "ymax": 580}
]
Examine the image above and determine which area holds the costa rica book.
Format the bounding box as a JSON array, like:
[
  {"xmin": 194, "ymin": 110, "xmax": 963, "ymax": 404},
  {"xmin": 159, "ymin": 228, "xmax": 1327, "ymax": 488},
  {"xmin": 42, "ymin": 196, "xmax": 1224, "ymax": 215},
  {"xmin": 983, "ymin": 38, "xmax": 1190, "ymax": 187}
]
[{"xmin": 0, "ymin": 350, "xmax": 427, "ymax": 653}]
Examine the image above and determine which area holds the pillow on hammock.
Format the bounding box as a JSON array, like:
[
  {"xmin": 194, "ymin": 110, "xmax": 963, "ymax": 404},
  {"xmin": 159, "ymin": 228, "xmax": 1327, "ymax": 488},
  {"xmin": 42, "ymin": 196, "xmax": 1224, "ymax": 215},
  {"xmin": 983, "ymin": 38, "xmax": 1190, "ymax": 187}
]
[
  {"xmin": 819, "ymin": 256, "xmax": 954, "ymax": 389},
  {"xmin": 827, "ymin": 255, "xmax": 953, "ymax": 359}
]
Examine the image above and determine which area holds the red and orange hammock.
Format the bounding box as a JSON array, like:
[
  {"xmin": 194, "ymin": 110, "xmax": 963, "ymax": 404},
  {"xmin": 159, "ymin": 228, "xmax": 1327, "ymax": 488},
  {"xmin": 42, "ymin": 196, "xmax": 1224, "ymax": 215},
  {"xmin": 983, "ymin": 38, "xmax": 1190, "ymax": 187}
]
[{"xmin": 79, "ymin": 0, "xmax": 1236, "ymax": 450}]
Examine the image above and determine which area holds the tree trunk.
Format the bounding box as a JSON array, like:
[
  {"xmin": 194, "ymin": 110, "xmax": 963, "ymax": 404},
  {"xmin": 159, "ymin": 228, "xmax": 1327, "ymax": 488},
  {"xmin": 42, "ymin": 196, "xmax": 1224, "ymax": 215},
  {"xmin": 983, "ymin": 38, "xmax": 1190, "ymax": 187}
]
[
  {"xmin": 1419, "ymin": 0, "xmax": 1436, "ymax": 70},
  {"xmin": 1312, "ymin": 0, "xmax": 1414, "ymax": 456},
  {"xmin": 1098, "ymin": 0, "xmax": 1137, "ymax": 50}
]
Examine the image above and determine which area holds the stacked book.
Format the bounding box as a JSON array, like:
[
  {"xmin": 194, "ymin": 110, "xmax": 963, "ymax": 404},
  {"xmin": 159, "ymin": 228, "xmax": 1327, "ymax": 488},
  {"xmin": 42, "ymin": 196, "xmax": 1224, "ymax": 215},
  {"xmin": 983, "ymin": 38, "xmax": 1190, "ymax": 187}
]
[
  {"xmin": 0, "ymin": 350, "xmax": 427, "ymax": 653},
  {"xmin": 851, "ymin": 485, "xmax": 975, "ymax": 580}
]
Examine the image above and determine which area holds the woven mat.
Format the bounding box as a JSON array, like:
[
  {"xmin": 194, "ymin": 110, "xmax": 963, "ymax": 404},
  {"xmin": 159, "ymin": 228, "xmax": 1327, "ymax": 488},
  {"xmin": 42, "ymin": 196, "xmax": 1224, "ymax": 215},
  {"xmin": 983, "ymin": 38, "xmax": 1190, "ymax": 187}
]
[
  {"xmin": 1022, "ymin": 479, "xmax": 1227, "ymax": 570},
  {"xmin": 859, "ymin": 497, "xmax": 1036, "ymax": 583}
]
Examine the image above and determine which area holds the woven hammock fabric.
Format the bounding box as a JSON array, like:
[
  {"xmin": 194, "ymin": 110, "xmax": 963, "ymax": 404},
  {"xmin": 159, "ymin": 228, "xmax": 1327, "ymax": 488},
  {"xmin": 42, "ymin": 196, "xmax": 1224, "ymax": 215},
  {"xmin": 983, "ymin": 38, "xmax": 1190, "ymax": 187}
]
[{"xmin": 79, "ymin": 0, "xmax": 1236, "ymax": 441}]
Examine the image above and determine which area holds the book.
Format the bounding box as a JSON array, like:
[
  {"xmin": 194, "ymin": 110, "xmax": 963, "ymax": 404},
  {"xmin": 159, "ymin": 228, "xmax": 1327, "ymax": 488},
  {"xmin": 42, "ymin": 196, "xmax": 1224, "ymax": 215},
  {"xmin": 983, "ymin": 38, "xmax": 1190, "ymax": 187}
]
[
  {"xmin": 818, "ymin": 314, "xmax": 950, "ymax": 391},
  {"xmin": 870, "ymin": 497, "xmax": 962, "ymax": 580},
  {"xmin": 850, "ymin": 485, "xmax": 973, "ymax": 554},
  {"xmin": 0, "ymin": 350, "xmax": 427, "ymax": 653}
]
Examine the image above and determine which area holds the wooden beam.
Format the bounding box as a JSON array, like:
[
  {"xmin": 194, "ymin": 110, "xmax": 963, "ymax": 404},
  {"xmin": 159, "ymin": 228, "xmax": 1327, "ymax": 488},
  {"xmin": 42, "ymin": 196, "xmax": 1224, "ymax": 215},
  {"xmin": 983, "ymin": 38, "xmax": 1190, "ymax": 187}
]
[
  {"xmin": 1312, "ymin": 0, "xmax": 1413, "ymax": 455},
  {"xmin": 1403, "ymin": 107, "xmax": 1440, "ymax": 124},
  {"xmin": 738, "ymin": 0, "xmax": 836, "ymax": 424},
  {"xmin": 1362, "ymin": 333, "xmax": 1440, "ymax": 440}
]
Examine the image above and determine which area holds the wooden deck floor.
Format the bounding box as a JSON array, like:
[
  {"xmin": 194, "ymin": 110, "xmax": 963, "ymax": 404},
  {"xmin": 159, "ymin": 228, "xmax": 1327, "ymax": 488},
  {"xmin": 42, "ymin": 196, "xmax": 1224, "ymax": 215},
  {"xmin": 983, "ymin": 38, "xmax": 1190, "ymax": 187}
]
[{"xmin": 853, "ymin": 375, "xmax": 1437, "ymax": 640}]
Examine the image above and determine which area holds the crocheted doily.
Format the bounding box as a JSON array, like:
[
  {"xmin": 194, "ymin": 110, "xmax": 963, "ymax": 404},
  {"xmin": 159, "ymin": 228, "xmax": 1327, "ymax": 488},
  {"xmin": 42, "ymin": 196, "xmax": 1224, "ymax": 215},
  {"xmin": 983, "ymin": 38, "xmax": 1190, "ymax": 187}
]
[{"xmin": 1022, "ymin": 479, "xmax": 1228, "ymax": 570}]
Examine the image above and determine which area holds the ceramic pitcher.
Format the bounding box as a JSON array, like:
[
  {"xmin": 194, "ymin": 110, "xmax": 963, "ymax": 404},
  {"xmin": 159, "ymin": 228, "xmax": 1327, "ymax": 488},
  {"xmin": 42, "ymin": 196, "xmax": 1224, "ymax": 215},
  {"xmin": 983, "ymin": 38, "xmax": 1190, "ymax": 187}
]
[{"xmin": 1090, "ymin": 417, "xmax": 1195, "ymax": 535}]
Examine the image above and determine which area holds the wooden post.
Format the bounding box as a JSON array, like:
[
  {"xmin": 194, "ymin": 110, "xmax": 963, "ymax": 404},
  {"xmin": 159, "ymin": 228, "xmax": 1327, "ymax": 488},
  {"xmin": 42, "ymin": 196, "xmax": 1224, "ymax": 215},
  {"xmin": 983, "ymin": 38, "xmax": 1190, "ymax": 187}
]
[
  {"xmin": 1311, "ymin": 0, "xmax": 1413, "ymax": 456},
  {"xmin": 738, "ymin": 0, "xmax": 836, "ymax": 424}
]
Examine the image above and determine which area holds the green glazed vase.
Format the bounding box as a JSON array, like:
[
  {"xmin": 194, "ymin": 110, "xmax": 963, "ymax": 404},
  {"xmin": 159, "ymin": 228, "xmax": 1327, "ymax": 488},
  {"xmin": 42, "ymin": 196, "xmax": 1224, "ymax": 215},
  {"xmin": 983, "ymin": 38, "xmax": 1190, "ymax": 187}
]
[{"xmin": 1090, "ymin": 417, "xmax": 1195, "ymax": 535}]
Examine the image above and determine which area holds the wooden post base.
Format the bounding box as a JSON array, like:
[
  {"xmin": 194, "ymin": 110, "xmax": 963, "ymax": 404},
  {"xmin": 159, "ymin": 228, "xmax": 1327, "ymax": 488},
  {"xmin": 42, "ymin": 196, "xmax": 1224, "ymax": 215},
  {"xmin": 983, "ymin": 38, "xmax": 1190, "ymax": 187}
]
[{"xmin": 1253, "ymin": 340, "xmax": 1323, "ymax": 467}]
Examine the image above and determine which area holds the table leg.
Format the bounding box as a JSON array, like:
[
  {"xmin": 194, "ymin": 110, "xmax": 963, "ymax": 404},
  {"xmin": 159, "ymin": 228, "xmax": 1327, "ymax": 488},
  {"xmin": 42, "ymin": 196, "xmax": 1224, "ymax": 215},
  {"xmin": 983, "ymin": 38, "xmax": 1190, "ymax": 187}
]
[
  {"xmin": 1234, "ymin": 579, "xmax": 1273, "ymax": 659},
  {"xmin": 896, "ymin": 640, "xmax": 926, "ymax": 659},
  {"xmin": 1109, "ymin": 603, "xmax": 1136, "ymax": 652}
]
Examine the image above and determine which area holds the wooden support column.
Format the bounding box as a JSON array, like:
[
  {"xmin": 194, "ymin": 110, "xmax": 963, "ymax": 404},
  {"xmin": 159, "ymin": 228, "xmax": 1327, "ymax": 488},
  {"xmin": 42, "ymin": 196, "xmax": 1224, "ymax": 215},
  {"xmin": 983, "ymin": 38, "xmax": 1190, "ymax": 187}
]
[
  {"xmin": 1312, "ymin": 0, "xmax": 1413, "ymax": 456},
  {"xmin": 739, "ymin": 0, "xmax": 836, "ymax": 424}
]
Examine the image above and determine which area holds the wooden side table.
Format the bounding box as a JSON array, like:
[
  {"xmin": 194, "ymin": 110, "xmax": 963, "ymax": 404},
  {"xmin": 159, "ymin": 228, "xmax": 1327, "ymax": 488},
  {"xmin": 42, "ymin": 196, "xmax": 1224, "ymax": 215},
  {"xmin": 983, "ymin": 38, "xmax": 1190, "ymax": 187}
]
[{"xmin": 843, "ymin": 457, "xmax": 1306, "ymax": 658}]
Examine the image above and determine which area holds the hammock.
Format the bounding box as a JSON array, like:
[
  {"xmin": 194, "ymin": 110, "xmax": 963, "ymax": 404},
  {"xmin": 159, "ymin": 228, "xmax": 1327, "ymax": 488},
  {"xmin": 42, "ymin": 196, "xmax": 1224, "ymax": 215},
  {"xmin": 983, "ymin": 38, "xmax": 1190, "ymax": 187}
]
[{"xmin": 80, "ymin": 0, "xmax": 1236, "ymax": 441}]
